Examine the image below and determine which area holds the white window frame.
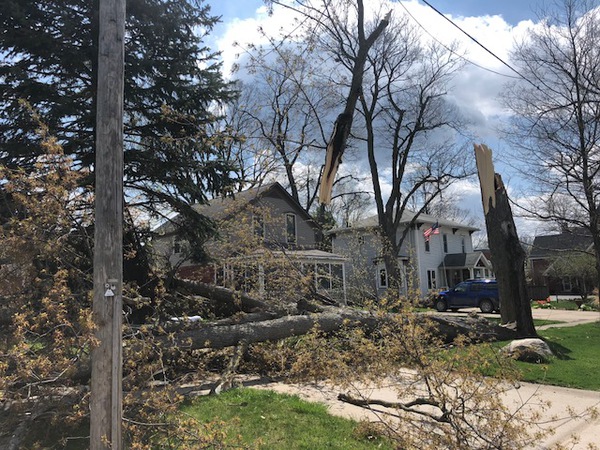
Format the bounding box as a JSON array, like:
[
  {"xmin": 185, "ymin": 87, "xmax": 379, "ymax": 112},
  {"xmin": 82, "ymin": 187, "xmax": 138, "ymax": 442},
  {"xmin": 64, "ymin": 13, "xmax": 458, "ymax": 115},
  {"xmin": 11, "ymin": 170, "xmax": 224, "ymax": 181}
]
[
  {"xmin": 377, "ymin": 266, "xmax": 388, "ymax": 289},
  {"xmin": 443, "ymin": 234, "xmax": 448, "ymax": 253},
  {"xmin": 427, "ymin": 269, "xmax": 437, "ymax": 290}
]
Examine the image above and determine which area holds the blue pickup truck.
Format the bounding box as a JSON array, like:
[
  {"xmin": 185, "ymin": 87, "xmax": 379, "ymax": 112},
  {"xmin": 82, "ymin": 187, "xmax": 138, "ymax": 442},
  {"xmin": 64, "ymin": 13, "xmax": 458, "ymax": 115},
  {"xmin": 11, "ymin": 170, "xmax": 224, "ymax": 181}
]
[{"xmin": 434, "ymin": 279, "xmax": 500, "ymax": 313}]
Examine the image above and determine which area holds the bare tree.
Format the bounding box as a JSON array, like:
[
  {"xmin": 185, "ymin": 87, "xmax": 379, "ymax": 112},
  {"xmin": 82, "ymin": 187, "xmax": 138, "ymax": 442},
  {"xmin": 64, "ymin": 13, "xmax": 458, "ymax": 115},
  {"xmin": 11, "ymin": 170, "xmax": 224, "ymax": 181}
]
[
  {"xmin": 264, "ymin": 0, "xmax": 392, "ymax": 206},
  {"xmin": 502, "ymin": 0, "xmax": 600, "ymax": 290},
  {"xmin": 230, "ymin": 35, "xmax": 337, "ymax": 212},
  {"xmin": 356, "ymin": 14, "xmax": 472, "ymax": 288}
]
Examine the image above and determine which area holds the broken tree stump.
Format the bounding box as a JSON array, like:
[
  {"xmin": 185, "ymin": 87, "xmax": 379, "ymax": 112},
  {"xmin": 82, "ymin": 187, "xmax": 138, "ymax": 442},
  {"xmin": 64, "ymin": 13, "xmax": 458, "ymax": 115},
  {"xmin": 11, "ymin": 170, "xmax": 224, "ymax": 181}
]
[{"xmin": 474, "ymin": 144, "xmax": 536, "ymax": 337}]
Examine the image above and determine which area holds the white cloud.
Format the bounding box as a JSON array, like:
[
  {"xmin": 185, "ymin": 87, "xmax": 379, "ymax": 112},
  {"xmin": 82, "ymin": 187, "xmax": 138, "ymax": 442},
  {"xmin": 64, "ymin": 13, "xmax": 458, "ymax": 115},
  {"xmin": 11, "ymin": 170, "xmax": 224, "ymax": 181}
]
[{"xmin": 214, "ymin": 1, "xmax": 545, "ymax": 236}]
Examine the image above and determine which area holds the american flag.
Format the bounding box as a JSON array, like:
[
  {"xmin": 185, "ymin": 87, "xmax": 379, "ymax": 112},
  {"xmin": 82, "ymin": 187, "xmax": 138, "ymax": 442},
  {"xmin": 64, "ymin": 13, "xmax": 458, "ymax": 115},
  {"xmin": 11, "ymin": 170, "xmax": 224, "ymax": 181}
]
[{"xmin": 423, "ymin": 221, "xmax": 440, "ymax": 241}]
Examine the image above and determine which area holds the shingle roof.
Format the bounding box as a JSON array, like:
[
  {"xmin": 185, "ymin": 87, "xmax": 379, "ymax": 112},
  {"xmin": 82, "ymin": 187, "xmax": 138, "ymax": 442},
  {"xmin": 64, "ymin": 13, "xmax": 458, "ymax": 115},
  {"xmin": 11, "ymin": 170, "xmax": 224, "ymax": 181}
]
[
  {"xmin": 155, "ymin": 182, "xmax": 315, "ymax": 234},
  {"xmin": 193, "ymin": 182, "xmax": 282, "ymax": 220},
  {"xmin": 440, "ymin": 252, "xmax": 485, "ymax": 268},
  {"xmin": 529, "ymin": 228, "xmax": 593, "ymax": 259},
  {"xmin": 328, "ymin": 210, "xmax": 479, "ymax": 234}
]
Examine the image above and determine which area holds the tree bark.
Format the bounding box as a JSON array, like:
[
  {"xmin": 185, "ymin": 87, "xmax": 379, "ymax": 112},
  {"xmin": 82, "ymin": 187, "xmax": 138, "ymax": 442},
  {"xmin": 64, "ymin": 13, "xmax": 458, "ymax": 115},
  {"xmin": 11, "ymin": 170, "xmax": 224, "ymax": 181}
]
[
  {"xmin": 173, "ymin": 278, "xmax": 286, "ymax": 316},
  {"xmin": 157, "ymin": 309, "xmax": 516, "ymax": 351},
  {"xmin": 31, "ymin": 309, "xmax": 518, "ymax": 387},
  {"xmin": 474, "ymin": 144, "xmax": 536, "ymax": 337}
]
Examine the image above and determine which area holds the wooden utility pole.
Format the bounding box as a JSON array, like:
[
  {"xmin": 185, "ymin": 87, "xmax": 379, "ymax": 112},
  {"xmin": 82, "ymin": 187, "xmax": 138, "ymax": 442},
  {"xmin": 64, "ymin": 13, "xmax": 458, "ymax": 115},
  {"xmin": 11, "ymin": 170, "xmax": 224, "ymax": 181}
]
[
  {"xmin": 90, "ymin": 0, "xmax": 125, "ymax": 448},
  {"xmin": 474, "ymin": 144, "xmax": 536, "ymax": 337}
]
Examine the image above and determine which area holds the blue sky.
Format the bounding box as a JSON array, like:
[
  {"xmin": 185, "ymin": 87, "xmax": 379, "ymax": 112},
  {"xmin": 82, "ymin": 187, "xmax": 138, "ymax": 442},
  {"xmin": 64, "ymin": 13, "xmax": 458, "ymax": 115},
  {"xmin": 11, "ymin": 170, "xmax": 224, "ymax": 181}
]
[
  {"xmin": 209, "ymin": 0, "xmax": 545, "ymax": 26},
  {"xmin": 205, "ymin": 0, "xmax": 557, "ymax": 236}
]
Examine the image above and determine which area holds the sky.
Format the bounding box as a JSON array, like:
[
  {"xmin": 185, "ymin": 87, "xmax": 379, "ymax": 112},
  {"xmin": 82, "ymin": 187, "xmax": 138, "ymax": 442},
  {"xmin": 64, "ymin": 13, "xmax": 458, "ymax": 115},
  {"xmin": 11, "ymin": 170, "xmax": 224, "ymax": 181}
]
[{"xmin": 205, "ymin": 0, "xmax": 554, "ymax": 238}]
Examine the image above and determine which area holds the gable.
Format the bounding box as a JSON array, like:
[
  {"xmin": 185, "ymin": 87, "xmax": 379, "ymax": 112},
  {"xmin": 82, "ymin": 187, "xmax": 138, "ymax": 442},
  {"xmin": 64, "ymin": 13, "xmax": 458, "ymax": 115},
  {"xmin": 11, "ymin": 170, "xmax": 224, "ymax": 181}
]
[{"xmin": 530, "ymin": 228, "xmax": 593, "ymax": 259}]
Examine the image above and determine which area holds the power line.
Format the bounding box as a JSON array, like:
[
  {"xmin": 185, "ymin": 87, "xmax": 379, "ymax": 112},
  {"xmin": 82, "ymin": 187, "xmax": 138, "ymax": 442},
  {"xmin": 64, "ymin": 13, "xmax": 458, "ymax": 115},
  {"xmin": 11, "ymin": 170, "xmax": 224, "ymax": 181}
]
[
  {"xmin": 398, "ymin": 1, "xmax": 521, "ymax": 79},
  {"xmin": 420, "ymin": 0, "xmax": 530, "ymax": 80}
]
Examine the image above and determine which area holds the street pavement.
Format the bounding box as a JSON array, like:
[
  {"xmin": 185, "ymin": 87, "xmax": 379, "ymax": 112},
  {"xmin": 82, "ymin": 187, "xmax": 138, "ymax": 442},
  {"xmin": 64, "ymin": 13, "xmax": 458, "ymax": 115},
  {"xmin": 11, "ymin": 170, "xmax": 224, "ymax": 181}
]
[
  {"xmin": 257, "ymin": 379, "xmax": 600, "ymax": 450},
  {"xmin": 253, "ymin": 309, "xmax": 600, "ymax": 449}
]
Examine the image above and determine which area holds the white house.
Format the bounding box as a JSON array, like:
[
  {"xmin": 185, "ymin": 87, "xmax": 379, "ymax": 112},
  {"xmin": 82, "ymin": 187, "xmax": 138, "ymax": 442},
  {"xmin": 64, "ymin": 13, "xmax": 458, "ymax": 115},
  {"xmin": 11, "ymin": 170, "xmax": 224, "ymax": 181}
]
[{"xmin": 327, "ymin": 211, "xmax": 493, "ymax": 300}]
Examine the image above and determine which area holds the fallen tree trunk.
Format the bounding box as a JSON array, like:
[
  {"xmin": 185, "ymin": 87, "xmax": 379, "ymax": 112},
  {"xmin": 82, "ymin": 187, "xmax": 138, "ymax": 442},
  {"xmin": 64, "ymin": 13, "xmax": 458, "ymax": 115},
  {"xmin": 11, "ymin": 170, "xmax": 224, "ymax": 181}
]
[
  {"xmin": 158, "ymin": 310, "xmax": 517, "ymax": 351},
  {"xmin": 60, "ymin": 310, "xmax": 520, "ymax": 385},
  {"xmin": 173, "ymin": 278, "xmax": 278, "ymax": 315}
]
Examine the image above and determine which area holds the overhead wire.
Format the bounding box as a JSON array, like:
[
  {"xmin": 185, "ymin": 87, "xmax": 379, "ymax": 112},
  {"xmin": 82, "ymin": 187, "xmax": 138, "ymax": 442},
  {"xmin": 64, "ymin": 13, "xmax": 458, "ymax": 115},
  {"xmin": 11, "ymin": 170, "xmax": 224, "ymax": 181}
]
[
  {"xmin": 419, "ymin": 0, "xmax": 532, "ymax": 83},
  {"xmin": 397, "ymin": 1, "xmax": 521, "ymax": 79}
]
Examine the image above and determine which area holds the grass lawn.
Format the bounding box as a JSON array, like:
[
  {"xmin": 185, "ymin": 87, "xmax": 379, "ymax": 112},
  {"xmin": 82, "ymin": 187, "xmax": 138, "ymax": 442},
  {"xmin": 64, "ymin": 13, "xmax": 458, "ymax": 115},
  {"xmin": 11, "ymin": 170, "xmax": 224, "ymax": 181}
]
[
  {"xmin": 182, "ymin": 388, "xmax": 393, "ymax": 449},
  {"xmin": 512, "ymin": 322, "xmax": 600, "ymax": 390}
]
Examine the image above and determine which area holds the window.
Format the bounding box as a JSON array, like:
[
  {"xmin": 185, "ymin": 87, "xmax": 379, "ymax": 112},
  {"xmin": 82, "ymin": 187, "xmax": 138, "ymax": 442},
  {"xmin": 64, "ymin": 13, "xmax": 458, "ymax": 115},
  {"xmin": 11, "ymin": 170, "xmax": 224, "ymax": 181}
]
[
  {"xmin": 253, "ymin": 214, "xmax": 265, "ymax": 239},
  {"xmin": 331, "ymin": 264, "xmax": 344, "ymax": 290},
  {"xmin": 427, "ymin": 269, "xmax": 437, "ymax": 290},
  {"xmin": 286, "ymin": 213, "xmax": 297, "ymax": 245},
  {"xmin": 317, "ymin": 263, "xmax": 330, "ymax": 289},
  {"xmin": 424, "ymin": 237, "xmax": 430, "ymax": 252},
  {"xmin": 378, "ymin": 267, "xmax": 388, "ymax": 289},
  {"xmin": 443, "ymin": 234, "xmax": 448, "ymax": 253},
  {"xmin": 173, "ymin": 237, "xmax": 187, "ymax": 254},
  {"xmin": 316, "ymin": 263, "xmax": 344, "ymax": 290},
  {"xmin": 461, "ymin": 237, "xmax": 466, "ymax": 253},
  {"xmin": 454, "ymin": 282, "xmax": 468, "ymax": 293}
]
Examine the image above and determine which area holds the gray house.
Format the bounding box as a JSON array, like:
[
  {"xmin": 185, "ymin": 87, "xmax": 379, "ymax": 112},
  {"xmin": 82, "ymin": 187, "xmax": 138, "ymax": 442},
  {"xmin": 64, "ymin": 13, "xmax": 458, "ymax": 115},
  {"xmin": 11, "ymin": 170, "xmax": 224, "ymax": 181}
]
[
  {"xmin": 328, "ymin": 211, "xmax": 492, "ymax": 300},
  {"xmin": 153, "ymin": 182, "xmax": 347, "ymax": 303}
]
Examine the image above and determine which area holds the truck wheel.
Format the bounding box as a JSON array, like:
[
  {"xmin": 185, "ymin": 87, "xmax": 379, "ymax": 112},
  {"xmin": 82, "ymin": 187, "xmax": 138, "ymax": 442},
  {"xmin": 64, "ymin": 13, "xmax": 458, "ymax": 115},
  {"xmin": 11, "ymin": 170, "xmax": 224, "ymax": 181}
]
[
  {"xmin": 479, "ymin": 298, "xmax": 494, "ymax": 313},
  {"xmin": 435, "ymin": 298, "xmax": 448, "ymax": 312}
]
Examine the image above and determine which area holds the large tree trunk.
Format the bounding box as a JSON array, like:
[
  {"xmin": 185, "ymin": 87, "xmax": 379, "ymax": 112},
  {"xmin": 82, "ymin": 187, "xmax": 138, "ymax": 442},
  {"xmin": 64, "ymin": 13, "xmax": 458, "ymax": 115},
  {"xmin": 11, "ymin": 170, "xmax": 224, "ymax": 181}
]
[
  {"xmin": 67, "ymin": 308, "xmax": 517, "ymax": 385},
  {"xmin": 474, "ymin": 144, "xmax": 536, "ymax": 337},
  {"xmin": 157, "ymin": 308, "xmax": 517, "ymax": 351},
  {"xmin": 173, "ymin": 278, "xmax": 288, "ymax": 316}
]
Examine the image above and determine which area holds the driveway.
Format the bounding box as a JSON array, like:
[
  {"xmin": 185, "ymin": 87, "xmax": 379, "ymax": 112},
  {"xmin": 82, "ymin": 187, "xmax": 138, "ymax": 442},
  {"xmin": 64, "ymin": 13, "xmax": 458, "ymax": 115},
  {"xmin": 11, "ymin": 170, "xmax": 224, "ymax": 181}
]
[
  {"xmin": 430, "ymin": 307, "xmax": 600, "ymax": 330},
  {"xmin": 530, "ymin": 308, "xmax": 600, "ymax": 329}
]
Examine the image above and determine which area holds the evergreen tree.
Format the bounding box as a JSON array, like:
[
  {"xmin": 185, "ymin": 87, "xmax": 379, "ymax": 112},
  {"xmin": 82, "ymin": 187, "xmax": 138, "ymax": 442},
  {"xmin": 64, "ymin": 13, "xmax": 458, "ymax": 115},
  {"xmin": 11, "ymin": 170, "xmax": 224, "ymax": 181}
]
[{"xmin": 0, "ymin": 0, "xmax": 239, "ymax": 285}]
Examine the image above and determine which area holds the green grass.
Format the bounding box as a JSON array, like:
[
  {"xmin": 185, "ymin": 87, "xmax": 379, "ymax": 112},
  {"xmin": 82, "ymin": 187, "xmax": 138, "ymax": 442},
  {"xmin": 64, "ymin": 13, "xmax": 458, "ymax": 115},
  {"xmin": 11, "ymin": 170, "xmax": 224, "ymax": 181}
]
[
  {"xmin": 532, "ymin": 299, "xmax": 600, "ymax": 311},
  {"xmin": 448, "ymin": 322, "xmax": 600, "ymax": 390},
  {"xmin": 182, "ymin": 388, "xmax": 393, "ymax": 449},
  {"xmin": 512, "ymin": 322, "xmax": 600, "ymax": 390}
]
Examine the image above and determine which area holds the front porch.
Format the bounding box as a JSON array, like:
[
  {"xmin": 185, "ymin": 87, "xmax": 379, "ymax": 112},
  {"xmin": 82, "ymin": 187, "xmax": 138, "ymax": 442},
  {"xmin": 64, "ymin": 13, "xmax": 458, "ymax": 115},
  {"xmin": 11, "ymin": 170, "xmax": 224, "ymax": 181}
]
[{"xmin": 439, "ymin": 252, "xmax": 494, "ymax": 288}]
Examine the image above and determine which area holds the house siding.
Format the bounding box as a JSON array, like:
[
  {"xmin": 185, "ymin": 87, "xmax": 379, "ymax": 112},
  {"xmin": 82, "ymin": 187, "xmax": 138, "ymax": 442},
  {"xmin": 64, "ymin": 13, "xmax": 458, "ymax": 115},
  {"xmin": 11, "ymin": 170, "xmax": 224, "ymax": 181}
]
[
  {"xmin": 329, "ymin": 215, "xmax": 478, "ymax": 300},
  {"xmin": 258, "ymin": 193, "xmax": 317, "ymax": 248}
]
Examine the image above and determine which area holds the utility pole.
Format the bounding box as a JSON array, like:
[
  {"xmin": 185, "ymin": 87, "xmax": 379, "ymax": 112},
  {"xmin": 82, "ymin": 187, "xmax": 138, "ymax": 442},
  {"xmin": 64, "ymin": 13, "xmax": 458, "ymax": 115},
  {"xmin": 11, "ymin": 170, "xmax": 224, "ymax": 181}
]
[{"xmin": 90, "ymin": 0, "xmax": 125, "ymax": 448}]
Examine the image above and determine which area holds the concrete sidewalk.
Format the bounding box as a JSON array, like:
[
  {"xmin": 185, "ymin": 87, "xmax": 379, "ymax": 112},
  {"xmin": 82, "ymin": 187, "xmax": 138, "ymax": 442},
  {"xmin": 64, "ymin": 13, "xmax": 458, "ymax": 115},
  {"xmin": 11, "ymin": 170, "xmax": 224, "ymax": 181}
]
[
  {"xmin": 251, "ymin": 311, "xmax": 600, "ymax": 448},
  {"xmin": 254, "ymin": 378, "xmax": 600, "ymax": 450},
  {"xmin": 433, "ymin": 307, "xmax": 600, "ymax": 329},
  {"xmin": 530, "ymin": 308, "xmax": 600, "ymax": 329}
]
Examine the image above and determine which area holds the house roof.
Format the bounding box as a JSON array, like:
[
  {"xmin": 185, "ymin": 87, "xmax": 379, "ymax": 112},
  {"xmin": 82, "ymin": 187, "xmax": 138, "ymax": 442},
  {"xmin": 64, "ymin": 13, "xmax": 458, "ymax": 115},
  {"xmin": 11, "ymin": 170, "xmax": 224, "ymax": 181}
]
[
  {"xmin": 440, "ymin": 252, "xmax": 488, "ymax": 268},
  {"xmin": 328, "ymin": 210, "xmax": 479, "ymax": 235},
  {"xmin": 529, "ymin": 228, "xmax": 593, "ymax": 259},
  {"xmin": 194, "ymin": 182, "xmax": 314, "ymax": 223},
  {"xmin": 155, "ymin": 182, "xmax": 316, "ymax": 234},
  {"xmin": 230, "ymin": 248, "xmax": 347, "ymax": 262}
]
